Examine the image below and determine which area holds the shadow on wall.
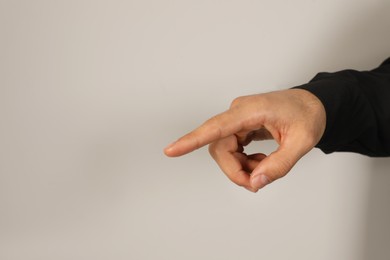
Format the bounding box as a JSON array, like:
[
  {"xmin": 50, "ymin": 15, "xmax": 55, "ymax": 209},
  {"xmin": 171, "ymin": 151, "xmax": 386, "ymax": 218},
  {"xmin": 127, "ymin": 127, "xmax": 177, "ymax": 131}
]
[{"xmin": 361, "ymin": 158, "xmax": 390, "ymax": 259}]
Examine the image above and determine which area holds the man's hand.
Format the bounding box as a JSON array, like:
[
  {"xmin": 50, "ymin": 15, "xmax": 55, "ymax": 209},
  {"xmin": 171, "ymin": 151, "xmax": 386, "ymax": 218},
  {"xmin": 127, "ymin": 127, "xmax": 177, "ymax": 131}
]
[{"xmin": 164, "ymin": 89, "xmax": 326, "ymax": 192}]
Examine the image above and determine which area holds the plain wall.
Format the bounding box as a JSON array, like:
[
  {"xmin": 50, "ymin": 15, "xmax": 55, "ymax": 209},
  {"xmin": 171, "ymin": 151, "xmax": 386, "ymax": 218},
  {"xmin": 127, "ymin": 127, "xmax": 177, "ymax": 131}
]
[{"xmin": 1, "ymin": 1, "xmax": 390, "ymax": 259}]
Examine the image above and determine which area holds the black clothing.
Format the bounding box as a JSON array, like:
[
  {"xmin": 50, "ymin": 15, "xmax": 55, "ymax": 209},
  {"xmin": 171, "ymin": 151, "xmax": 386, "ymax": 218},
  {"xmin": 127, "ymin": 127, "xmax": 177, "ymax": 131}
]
[{"xmin": 295, "ymin": 58, "xmax": 390, "ymax": 157}]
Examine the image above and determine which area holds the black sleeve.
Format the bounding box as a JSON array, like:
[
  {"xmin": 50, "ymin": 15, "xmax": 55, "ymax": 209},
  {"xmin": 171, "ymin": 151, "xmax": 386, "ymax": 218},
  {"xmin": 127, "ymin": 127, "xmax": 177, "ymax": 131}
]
[{"xmin": 294, "ymin": 58, "xmax": 390, "ymax": 157}]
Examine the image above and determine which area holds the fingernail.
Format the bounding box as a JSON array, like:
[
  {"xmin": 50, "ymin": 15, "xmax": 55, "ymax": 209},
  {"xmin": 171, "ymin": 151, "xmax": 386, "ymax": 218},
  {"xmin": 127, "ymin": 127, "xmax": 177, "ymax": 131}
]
[
  {"xmin": 164, "ymin": 141, "xmax": 177, "ymax": 152},
  {"xmin": 251, "ymin": 174, "xmax": 270, "ymax": 190}
]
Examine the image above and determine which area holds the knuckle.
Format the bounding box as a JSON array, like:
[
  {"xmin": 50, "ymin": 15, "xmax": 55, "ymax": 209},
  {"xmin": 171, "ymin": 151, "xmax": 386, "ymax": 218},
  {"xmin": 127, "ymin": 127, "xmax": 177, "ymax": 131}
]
[
  {"xmin": 230, "ymin": 96, "xmax": 245, "ymax": 108},
  {"xmin": 208, "ymin": 139, "xmax": 226, "ymax": 159},
  {"xmin": 277, "ymin": 159, "xmax": 293, "ymax": 177},
  {"xmin": 204, "ymin": 116, "xmax": 223, "ymax": 137},
  {"xmin": 187, "ymin": 131, "xmax": 201, "ymax": 150},
  {"xmin": 226, "ymin": 172, "xmax": 246, "ymax": 187},
  {"xmin": 232, "ymin": 174, "xmax": 248, "ymax": 187},
  {"xmin": 204, "ymin": 115, "xmax": 218, "ymax": 127},
  {"xmin": 202, "ymin": 116, "xmax": 216, "ymax": 131},
  {"xmin": 269, "ymin": 158, "xmax": 294, "ymax": 181}
]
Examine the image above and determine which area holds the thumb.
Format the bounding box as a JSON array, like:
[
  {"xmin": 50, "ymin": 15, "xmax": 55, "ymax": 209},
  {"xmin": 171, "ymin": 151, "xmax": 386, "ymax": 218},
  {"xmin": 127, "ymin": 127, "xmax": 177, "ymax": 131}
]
[{"xmin": 249, "ymin": 146, "xmax": 303, "ymax": 191}]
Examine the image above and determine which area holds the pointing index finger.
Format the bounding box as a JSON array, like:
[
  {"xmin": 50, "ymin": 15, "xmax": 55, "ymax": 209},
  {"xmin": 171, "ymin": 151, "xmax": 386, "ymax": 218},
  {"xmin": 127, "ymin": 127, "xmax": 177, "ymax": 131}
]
[{"xmin": 164, "ymin": 109, "xmax": 244, "ymax": 157}]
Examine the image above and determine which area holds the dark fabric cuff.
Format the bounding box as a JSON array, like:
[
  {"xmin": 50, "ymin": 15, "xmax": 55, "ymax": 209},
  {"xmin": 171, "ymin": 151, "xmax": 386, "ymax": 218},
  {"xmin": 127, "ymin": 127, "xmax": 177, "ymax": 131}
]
[
  {"xmin": 293, "ymin": 57, "xmax": 390, "ymax": 156},
  {"xmin": 293, "ymin": 71, "xmax": 373, "ymax": 154}
]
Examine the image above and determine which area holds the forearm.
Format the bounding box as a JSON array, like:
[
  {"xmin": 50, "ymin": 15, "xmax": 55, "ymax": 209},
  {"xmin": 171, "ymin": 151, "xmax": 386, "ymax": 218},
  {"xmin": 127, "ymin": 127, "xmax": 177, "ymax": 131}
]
[{"xmin": 294, "ymin": 58, "xmax": 390, "ymax": 157}]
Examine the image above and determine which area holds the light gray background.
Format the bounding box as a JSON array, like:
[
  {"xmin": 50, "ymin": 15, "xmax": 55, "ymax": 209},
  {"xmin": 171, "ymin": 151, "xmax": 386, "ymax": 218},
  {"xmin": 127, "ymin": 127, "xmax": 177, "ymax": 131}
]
[{"xmin": 1, "ymin": 1, "xmax": 390, "ymax": 259}]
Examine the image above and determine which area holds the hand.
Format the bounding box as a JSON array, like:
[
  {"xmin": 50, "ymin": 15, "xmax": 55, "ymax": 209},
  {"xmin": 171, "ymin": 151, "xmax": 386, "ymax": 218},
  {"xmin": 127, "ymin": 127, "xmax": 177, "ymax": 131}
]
[{"xmin": 164, "ymin": 89, "xmax": 326, "ymax": 192}]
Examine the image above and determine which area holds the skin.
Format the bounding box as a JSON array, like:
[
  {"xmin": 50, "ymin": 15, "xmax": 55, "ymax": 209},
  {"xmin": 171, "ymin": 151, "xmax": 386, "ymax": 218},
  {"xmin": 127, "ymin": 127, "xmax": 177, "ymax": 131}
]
[{"xmin": 164, "ymin": 89, "xmax": 326, "ymax": 192}]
